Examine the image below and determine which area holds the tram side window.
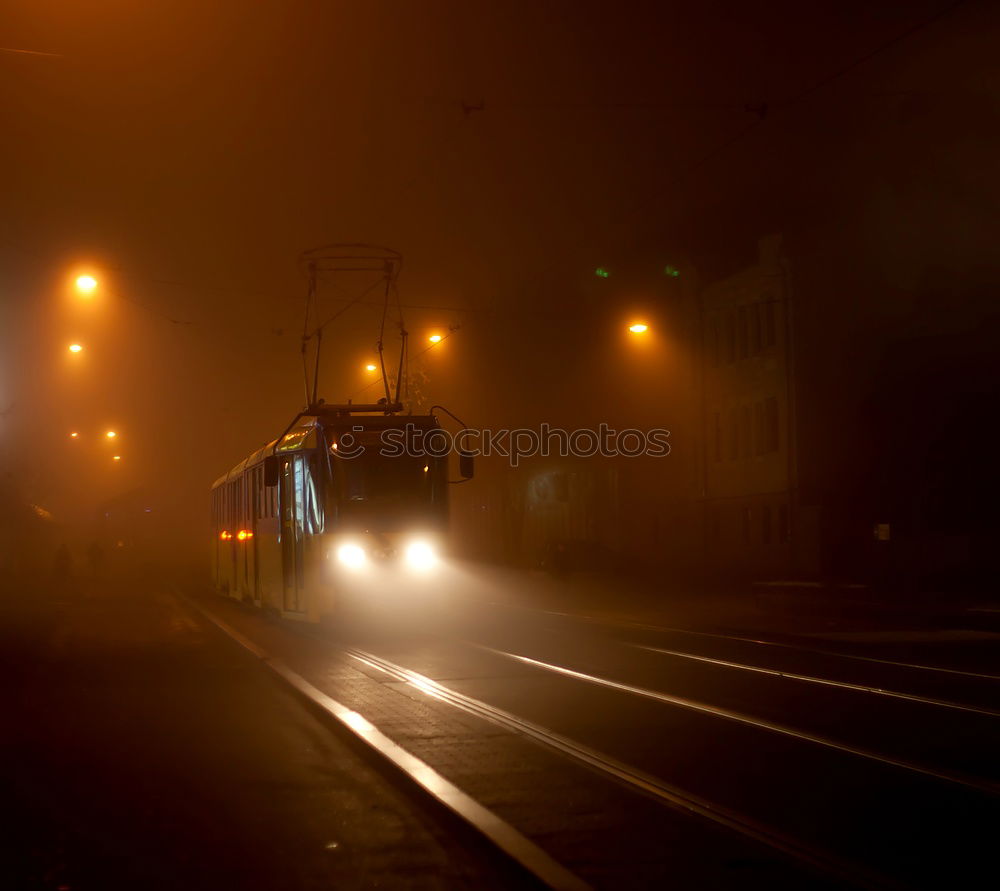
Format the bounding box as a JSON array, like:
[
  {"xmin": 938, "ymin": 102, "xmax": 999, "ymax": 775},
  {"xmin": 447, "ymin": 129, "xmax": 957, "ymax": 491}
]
[
  {"xmin": 255, "ymin": 466, "xmax": 268, "ymax": 519},
  {"xmin": 250, "ymin": 465, "xmax": 274, "ymax": 519}
]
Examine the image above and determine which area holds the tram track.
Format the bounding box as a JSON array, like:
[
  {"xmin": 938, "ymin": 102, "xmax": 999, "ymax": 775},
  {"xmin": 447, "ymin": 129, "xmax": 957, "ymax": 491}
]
[
  {"xmin": 184, "ymin": 588, "xmax": 1000, "ymax": 887},
  {"xmin": 350, "ymin": 634, "xmax": 999, "ymax": 887},
  {"xmin": 626, "ymin": 643, "xmax": 1000, "ymax": 718},
  {"xmin": 347, "ymin": 647, "xmax": 892, "ymax": 889},
  {"xmin": 598, "ymin": 619, "xmax": 1000, "ymax": 683},
  {"xmin": 182, "ymin": 593, "xmax": 590, "ymax": 891},
  {"xmin": 478, "ymin": 645, "xmax": 999, "ymax": 795},
  {"xmin": 186, "ymin": 591, "xmax": 864, "ymax": 887},
  {"xmin": 486, "ymin": 601, "xmax": 1000, "ymax": 682}
]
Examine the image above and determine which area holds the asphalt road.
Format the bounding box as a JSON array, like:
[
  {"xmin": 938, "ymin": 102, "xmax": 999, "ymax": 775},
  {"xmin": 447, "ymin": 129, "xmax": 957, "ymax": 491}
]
[
  {"xmin": 192, "ymin": 573, "xmax": 999, "ymax": 888},
  {"xmin": 3, "ymin": 570, "xmax": 998, "ymax": 889},
  {"xmin": 0, "ymin": 576, "xmax": 509, "ymax": 890}
]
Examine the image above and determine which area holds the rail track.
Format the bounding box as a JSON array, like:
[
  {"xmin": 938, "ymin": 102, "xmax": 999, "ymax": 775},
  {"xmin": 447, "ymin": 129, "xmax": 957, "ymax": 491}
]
[{"xmin": 183, "ymin": 588, "xmax": 1000, "ymax": 889}]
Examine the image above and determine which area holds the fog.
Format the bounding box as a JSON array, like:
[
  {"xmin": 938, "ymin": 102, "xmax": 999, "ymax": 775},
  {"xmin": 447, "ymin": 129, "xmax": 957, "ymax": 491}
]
[{"xmin": 2, "ymin": 0, "xmax": 998, "ymax": 586}]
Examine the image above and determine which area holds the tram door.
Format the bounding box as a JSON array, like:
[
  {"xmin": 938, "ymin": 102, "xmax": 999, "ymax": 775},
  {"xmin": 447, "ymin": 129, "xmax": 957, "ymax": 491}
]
[{"xmin": 279, "ymin": 455, "xmax": 306, "ymax": 612}]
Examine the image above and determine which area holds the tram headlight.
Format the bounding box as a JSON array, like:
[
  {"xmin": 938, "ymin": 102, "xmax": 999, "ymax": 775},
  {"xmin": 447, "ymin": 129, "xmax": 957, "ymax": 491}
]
[
  {"xmin": 404, "ymin": 540, "xmax": 437, "ymax": 572},
  {"xmin": 336, "ymin": 543, "xmax": 367, "ymax": 570}
]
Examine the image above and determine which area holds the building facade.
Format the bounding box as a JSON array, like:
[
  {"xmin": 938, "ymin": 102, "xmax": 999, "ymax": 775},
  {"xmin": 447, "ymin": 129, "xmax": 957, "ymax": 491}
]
[{"xmin": 698, "ymin": 235, "xmax": 811, "ymax": 580}]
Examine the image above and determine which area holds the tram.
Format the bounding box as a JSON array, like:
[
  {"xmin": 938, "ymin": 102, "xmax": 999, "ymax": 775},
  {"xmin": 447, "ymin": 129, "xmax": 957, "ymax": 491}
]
[{"xmin": 210, "ymin": 402, "xmax": 472, "ymax": 622}]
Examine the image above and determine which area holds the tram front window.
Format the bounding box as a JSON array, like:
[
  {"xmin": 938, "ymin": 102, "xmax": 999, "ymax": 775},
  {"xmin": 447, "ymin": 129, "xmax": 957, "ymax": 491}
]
[{"xmin": 336, "ymin": 451, "xmax": 441, "ymax": 527}]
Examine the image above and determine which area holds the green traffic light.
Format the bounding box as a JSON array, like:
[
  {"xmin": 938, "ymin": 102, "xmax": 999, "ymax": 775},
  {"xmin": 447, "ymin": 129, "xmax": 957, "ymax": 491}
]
[{"xmin": 595, "ymin": 267, "xmax": 610, "ymax": 279}]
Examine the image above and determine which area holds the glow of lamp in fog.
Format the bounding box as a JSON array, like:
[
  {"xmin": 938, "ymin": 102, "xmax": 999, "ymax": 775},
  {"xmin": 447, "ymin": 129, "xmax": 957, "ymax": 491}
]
[
  {"xmin": 75, "ymin": 275, "xmax": 98, "ymax": 294},
  {"xmin": 629, "ymin": 323, "xmax": 649, "ymax": 334},
  {"xmin": 70, "ymin": 432, "xmax": 79, "ymax": 439},
  {"xmin": 68, "ymin": 343, "xmax": 83, "ymax": 353},
  {"xmin": 365, "ymin": 363, "xmax": 377, "ymax": 372},
  {"xmin": 112, "ymin": 455, "xmax": 121, "ymax": 461},
  {"xmin": 428, "ymin": 334, "xmax": 443, "ymax": 344},
  {"xmin": 106, "ymin": 430, "xmax": 117, "ymax": 439}
]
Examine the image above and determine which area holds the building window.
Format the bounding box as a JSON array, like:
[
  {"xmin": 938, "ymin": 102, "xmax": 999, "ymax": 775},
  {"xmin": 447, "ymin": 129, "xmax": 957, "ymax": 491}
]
[
  {"xmin": 737, "ymin": 306, "xmax": 748, "ymax": 359},
  {"xmin": 750, "ymin": 303, "xmax": 762, "ymax": 354},
  {"xmin": 763, "ymin": 297, "xmax": 776, "ymax": 348},
  {"xmin": 713, "ymin": 412, "xmax": 722, "ymax": 462},
  {"xmin": 778, "ymin": 504, "xmax": 790, "ymax": 543},
  {"xmin": 761, "ymin": 505, "xmax": 772, "ymax": 544},
  {"xmin": 725, "ymin": 310, "xmax": 736, "ymax": 363},
  {"xmin": 765, "ymin": 396, "xmax": 779, "ymax": 453},
  {"xmin": 741, "ymin": 506, "xmax": 752, "ymax": 544}
]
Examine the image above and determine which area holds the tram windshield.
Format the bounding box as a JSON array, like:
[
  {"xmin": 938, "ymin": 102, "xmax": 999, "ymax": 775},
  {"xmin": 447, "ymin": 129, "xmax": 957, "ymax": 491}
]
[
  {"xmin": 340, "ymin": 451, "xmax": 431, "ymax": 502},
  {"xmin": 334, "ymin": 447, "xmax": 444, "ymax": 528}
]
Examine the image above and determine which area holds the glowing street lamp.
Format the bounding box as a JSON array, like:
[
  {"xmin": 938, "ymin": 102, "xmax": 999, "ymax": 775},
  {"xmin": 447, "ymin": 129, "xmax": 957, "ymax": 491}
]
[
  {"xmin": 365, "ymin": 363, "xmax": 377, "ymax": 372},
  {"xmin": 75, "ymin": 274, "xmax": 98, "ymax": 295},
  {"xmin": 628, "ymin": 323, "xmax": 649, "ymax": 334},
  {"xmin": 428, "ymin": 334, "xmax": 443, "ymax": 344},
  {"xmin": 68, "ymin": 343, "xmax": 83, "ymax": 353},
  {"xmin": 112, "ymin": 455, "xmax": 121, "ymax": 462},
  {"xmin": 106, "ymin": 430, "xmax": 117, "ymax": 439},
  {"xmin": 70, "ymin": 431, "xmax": 79, "ymax": 439}
]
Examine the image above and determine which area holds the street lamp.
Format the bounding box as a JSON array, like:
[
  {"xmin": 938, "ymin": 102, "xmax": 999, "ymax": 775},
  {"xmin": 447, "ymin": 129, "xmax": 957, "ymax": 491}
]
[
  {"xmin": 629, "ymin": 323, "xmax": 649, "ymax": 334},
  {"xmin": 106, "ymin": 430, "xmax": 117, "ymax": 439},
  {"xmin": 112, "ymin": 455, "xmax": 121, "ymax": 462},
  {"xmin": 365, "ymin": 363, "xmax": 377, "ymax": 372},
  {"xmin": 70, "ymin": 431, "xmax": 79, "ymax": 439},
  {"xmin": 428, "ymin": 334, "xmax": 443, "ymax": 344},
  {"xmin": 68, "ymin": 343, "xmax": 83, "ymax": 353},
  {"xmin": 75, "ymin": 274, "xmax": 98, "ymax": 295}
]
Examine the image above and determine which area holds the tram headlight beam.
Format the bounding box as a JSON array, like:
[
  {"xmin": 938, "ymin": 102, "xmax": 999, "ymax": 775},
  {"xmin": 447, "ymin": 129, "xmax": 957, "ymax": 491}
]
[
  {"xmin": 404, "ymin": 540, "xmax": 438, "ymax": 572},
  {"xmin": 336, "ymin": 543, "xmax": 367, "ymax": 570}
]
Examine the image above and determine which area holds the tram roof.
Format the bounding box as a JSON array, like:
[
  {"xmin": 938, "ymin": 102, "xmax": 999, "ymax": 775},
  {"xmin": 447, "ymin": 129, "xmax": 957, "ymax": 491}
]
[
  {"xmin": 210, "ymin": 411, "xmax": 440, "ymax": 490},
  {"xmin": 211, "ymin": 439, "xmax": 279, "ymax": 490}
]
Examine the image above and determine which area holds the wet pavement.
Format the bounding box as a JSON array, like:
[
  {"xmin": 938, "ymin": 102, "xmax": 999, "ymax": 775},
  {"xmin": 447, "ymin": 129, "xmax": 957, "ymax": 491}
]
[
  {"xmin": 3, "ymin": 566, "xmax": 998, "ymax": 889},
  {"xmin": 0, "ymin": 574, "xmax": 506, "ymax": 890},
  {"xmin": 188, "ymin": 565, "xmax": 1000, "ymax": 888}
]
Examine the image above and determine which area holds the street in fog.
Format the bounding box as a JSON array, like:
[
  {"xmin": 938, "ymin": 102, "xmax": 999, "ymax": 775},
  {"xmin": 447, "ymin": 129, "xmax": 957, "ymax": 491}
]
[{"xmin": 2, "ymin": 2, "xmax": 999, "ymax": 888}]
